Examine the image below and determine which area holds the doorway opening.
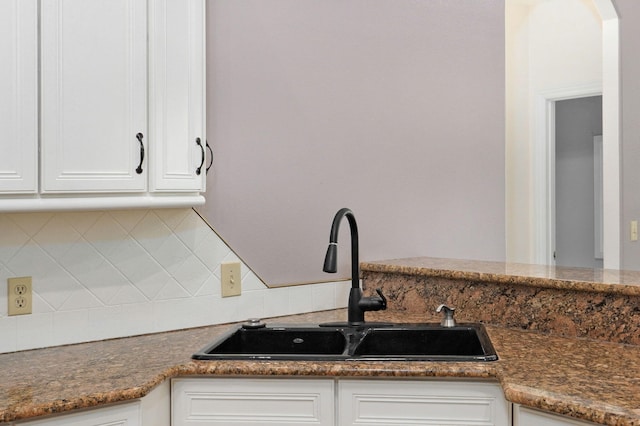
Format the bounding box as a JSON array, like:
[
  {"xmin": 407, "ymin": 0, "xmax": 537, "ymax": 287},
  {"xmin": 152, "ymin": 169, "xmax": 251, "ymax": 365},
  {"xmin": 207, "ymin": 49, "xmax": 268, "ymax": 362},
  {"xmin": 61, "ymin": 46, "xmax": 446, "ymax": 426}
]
[
  {"xmin": 532, "ymin": 85, "xmax": 602, "ymax": 266},
  {"xmin": 554, "ymin": 95, "xmax": 603, "ymax": 268}
]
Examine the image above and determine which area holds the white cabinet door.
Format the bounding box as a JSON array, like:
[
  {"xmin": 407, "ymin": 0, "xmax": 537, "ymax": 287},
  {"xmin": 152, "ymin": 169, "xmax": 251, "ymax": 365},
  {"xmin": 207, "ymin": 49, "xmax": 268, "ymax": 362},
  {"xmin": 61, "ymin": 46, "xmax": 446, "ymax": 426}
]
[
  {"xmin": 148, "ymin": 0, "xmax": 206, "ymax": 192},
  {"xmin": 0, "ymin": 0, "xmax": 38, "ymax": 194},
  {"xmin": 140, "ymin": 380, "xmax": 170, "ymax": 426},
  {"xmin": 15, "ymin": 402, "xmax": 140, "ymax": 425},
  {"xmin": 40, "ymin": 0, "xmax": 147, "ymax": 193},
  {"xmin": 339, "ymin": 379, "xmax": 510, "ymax": 426},
  {"xmin": 514, "ymin": 405, "xmax": 598, "ymax": 426},
  {"xmin": 172, "ymin": 378, "xmax": 335, "ymax": 426}
]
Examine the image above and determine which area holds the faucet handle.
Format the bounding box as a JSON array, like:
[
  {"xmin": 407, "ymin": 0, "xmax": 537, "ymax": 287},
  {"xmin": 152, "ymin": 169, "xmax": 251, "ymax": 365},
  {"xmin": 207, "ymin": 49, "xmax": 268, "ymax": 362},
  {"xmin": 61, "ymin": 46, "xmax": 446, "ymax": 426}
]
[
  {"xmin": 375, "ymin": 288, "xmax": 387, "ymax": 309},
  {"xmin": 358, "ymin": 288, "xmax": 387, "ymax": 312},
  {"xmin": 436, "ymin": 304, "xmax": 456, "ymax": 328}
]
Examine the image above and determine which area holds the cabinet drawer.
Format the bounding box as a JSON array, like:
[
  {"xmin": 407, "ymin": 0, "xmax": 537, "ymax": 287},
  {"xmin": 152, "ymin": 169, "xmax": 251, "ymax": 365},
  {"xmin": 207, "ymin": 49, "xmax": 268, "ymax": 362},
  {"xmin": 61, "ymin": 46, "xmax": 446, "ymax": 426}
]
[
  {"xmin": 339, "ymin": 379, "xmax": 509, "ymax": 426},
  {"xmin": 172, "ymin": 378, "xmax": 334, "ymax": 426},
  {"xmin": 15, "ymin": 402, "xmax": 140, "ymax": 426}
]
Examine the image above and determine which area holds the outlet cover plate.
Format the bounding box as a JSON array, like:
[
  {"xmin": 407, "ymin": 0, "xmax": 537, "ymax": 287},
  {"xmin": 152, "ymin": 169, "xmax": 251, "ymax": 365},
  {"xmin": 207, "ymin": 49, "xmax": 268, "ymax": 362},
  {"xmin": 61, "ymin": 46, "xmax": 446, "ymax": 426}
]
[{"xmin": 8, "ymin": 276, "xmax": 33, "ymax": 316}]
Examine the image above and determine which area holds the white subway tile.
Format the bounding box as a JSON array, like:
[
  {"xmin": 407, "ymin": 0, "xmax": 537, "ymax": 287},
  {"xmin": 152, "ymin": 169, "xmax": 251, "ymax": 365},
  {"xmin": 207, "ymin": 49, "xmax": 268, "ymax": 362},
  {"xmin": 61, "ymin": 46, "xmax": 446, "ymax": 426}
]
[
  {"xmin": 263, "ymin": 287, "xmax": 291, "ymax": 318},
  {"xmin": 155, "ymin": 208, "xmax": 191, "ymax": 231},
  {"xmin": 107, "ymin": 284, "xmax": 149, "ymax": 306},
  {"xmin": 0, "ymin": 215, "xmax": 30, "ymax": 264},
  {"xmin": 58, "ymin": 288, "xmax": 103, "ymax": 311},
  {"xmin": 109, "ymin": 210, "xmax": 148, "ymax": 233},
  {"xmin": 172, "ymin": 254, "xmax": 211, "ymax": 296},
  {"xmin": 0, "ymin": 267, "xmax": 10, "ymax": 317},
  {"xmin": 0, "ymin": 209, "xmax": 338, "ymax": 353},
  {"xmin": 131, "ymin": 270, "xmax": 173, "ymax": 301},
  {"xmin": 15, "ymin": 312, "xmax": 54, "ymax": 351},
  {"xmin": 289, "ymin": 285, "xmax": 314, "ymax": 314},
  {"xmin": 242, "ymin": 271, "xmax": 268, "ymax": 292},
  {"xmin": 193, "ymin": 232, "xmax": 232, "ymax": 272},
  {"xmin": 31, "ymin": 292, "xmax": 55, "ymax": 314},
  {"xmin": 196, "ymin": 274, "xmax": 221, "ymax": 297},
  {"xmin": 87, "ymin": 305, "xmax": 124, "ymax": 341},
  {"xmin": 6, "ymin": 212, "xmax": 52, "ymax": 237},
  {"xmin": 174, "ymin": 210, "xmax": 210, "ymax": 251},
  {"xmin": 154, "ymin": 279, "xmax": 191, "ymax": 301},
  {"xmin": 8, "ymin": 245, "xmax": 81, "ymax": 311},
  {"xmin": 63, "ymin": 211, "xmax": 103, "ymax": 235},
  {"xmin": 153, "ymin": 297, "xmax": 208, "ymax": 332},
  {"xmin": 239, "ymin": 290, "xmax": 265, "ymax": 320},
  {"xmin": 0, "ymin": 317, "xmax": 16, "ymax": 353},
  {"xmin": 334, "ymin": 280, "xmax": 351, "ymax": 308},
  {"xmin": 130, "ymin": 212, "xmax": 171, "ymax": 253},
  {"xmin": 150, "ymin": 234, "xmax": 191, "ymax": 273},
  {"xmin": 53, "ymin": 309, "xmax": 90, "ymax": 346},
  {"xmin": 209, "ymin": 295, "xmax": 241, "ymax": 325},
  {"xmin": 83, "ymin": 213, "xmax": 129, "ymax": 257},
  {"xmin": 311, "ymin": 283, "xmax": 336, "ymax": 311},
  {"xmin": 33, "ymin": 215, "xmax": 82, "ymax": 262},
  {"xmin": 119, "ymin": 302, "xmax": 154, "ymax": 336}
]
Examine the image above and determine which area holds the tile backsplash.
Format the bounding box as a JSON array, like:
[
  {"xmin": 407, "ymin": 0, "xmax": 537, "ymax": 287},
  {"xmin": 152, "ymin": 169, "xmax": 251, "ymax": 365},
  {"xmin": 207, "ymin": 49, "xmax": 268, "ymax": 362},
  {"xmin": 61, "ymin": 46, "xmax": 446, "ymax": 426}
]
[{"xmin": 0, "ymin": 209, "xmax": 348, "ymax": 353}]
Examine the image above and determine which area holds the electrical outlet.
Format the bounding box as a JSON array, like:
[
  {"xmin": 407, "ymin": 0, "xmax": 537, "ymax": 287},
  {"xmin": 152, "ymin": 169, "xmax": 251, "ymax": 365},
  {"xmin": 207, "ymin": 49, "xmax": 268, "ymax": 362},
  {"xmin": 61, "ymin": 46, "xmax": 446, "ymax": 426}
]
[
  {"xmin": 221, "ymin": 261, "xmax": 241, "ymax": 297},
  {"xmin": 8, "ymin": 277, "xmax": 32, "ymax": 316}
]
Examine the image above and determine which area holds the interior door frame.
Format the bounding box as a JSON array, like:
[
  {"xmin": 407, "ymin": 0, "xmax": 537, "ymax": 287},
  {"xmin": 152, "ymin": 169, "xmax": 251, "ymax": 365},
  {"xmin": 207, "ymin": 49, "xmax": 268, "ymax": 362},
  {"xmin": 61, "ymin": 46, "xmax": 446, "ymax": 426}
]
[
  {"xmin": 533, "ymin": 85, "xmax": 602, "ymax": 266},
  {"xmin": 532, "ymin": 0, "xmax": 619, "ymax": 268}
]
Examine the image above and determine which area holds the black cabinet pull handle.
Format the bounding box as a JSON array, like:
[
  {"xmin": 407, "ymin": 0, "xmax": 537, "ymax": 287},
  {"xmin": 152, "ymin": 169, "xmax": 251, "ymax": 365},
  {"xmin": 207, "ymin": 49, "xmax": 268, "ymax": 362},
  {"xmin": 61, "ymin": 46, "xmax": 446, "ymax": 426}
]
[
  {"xmin": 135, "ymin": 133, "xmax": 144, "ymax": 174},
  {"xmin": 206, "ymin": 140, "xmax": 213, "ymax": 173},
  {"xmin": 195, "ymin": 137, "xmax": 205, "ymax": 175}
]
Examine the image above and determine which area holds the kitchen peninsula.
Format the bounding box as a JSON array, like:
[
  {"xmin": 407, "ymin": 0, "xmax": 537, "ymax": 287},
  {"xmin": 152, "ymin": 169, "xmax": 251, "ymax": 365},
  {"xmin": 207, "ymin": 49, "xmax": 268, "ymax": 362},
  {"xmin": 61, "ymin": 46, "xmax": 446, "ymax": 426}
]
[{"xmin": 1, "ymin": 258, "xmax": 640, "ymax": 425}]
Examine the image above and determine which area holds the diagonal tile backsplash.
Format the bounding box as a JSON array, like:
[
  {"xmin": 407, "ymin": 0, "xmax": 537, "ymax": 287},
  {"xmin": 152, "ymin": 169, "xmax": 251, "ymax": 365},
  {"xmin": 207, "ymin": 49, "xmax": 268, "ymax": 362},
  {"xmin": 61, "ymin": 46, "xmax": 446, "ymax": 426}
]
[{"xmin": 0, "ymin": 209, "xmax": 349, "ymax": 353}]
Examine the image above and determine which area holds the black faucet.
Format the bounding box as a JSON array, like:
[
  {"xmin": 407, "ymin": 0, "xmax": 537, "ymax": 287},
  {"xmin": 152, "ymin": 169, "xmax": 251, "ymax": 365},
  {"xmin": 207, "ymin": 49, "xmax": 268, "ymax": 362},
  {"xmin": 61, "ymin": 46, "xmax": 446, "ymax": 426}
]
[{"xmin": 323, "ymin": 208, "xmax": 387, "ymax": 325}]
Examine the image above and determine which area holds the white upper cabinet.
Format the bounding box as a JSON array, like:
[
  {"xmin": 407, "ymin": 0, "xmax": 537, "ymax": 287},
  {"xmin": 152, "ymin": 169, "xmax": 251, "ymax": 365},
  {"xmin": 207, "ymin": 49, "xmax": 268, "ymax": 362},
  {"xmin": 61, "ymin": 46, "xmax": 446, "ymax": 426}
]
[
  {"xmin": 0, "ymin": 0, "xmax": 206, "ymax": 211},
  {"xmin": 40, "ymin": 0, "xmax": 148, "ymax": 193},
  {"xmin": 149, "ymin": 0, "xmax": 206, "ymax": 192},
  {"xmin": 0, "ymin": 0, "xmax": 38, "ymax": 194}
]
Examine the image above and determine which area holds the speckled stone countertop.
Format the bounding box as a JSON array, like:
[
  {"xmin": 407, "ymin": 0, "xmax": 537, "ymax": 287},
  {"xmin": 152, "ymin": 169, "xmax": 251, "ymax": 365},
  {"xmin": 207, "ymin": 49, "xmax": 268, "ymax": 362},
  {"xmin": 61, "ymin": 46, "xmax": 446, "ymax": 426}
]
[
  {"xmin": 361, "ymin": 257, "xmax": 640, "ymax": 347},
  {"xmin": 2, "ymin": 308, "xmax": 640, "ymax": 426},
  {"xmin": 361, "ymin": 257, "xmax": 640, "ymax": 296}
]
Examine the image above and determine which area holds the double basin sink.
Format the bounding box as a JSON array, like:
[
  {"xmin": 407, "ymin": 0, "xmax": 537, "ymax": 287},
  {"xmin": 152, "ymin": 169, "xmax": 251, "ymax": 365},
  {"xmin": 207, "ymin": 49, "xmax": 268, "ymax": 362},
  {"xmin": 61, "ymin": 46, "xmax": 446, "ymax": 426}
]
[{"xmin": 193, "ymin": 322, "xmax": 498, "ymax": 362}]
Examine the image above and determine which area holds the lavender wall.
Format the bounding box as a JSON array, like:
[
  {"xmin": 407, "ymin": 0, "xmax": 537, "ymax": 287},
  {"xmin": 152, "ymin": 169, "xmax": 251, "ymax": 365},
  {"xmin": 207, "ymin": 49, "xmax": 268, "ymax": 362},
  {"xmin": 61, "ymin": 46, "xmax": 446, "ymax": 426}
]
[{"xmin": 199, "ymin": 0, "xmax": 505, "ymax": 285}]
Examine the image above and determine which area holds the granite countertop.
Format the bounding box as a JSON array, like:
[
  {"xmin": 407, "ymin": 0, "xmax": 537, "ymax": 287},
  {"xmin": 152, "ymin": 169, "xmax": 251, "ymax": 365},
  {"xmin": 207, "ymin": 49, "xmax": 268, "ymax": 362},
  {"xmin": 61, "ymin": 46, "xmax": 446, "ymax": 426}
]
[
  {"xmin": 361, "ymin": 257, "xmax": 640, "ymax": 296},
  {"xmin": 2, "ymin": 308, "xmax": 640, "ymax": 425}
]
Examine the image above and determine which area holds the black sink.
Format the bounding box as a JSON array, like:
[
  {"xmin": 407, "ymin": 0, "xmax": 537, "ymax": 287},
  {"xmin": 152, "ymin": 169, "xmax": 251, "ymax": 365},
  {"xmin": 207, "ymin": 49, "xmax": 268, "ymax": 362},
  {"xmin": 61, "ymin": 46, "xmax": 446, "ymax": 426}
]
[
  {"xmin": 196, "ymin": 327, "xmax": 348, "ymax": 359},
  {"xmin": 192, "ymin": 323, "xmax": 498, "ymax": 362},
  {"xmin": 353, "ymin": 325, "xmax": 497, "ymax": 361}
]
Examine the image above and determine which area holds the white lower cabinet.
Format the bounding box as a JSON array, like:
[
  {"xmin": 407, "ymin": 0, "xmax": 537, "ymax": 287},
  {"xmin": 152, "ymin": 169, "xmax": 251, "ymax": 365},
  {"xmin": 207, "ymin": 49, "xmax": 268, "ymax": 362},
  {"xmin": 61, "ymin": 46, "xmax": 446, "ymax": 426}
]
[
  {"xmin": 171, "ymin": 378, "xmax": 510, "ymax": 426},
  {"xmin": 172, "ymin": 378, "xmax": 334, "ymax": 425},
  {"xmin": 14, "ymin": 402, "xmax": 140, "ymax": 425},
  {"xmin": 339, "ymin": 379, "xmax": 510, "ymax": 426},
  {"xmin": 514, "ymin": 405, "xmax": 598, "ymax": 426},
  {"xmin": 140, "ymin": 380, "xmax": 171, "ymax": 426},
  {"xmin": 13, "ymin": 382, "xmax": 170, "ymax": 426}
]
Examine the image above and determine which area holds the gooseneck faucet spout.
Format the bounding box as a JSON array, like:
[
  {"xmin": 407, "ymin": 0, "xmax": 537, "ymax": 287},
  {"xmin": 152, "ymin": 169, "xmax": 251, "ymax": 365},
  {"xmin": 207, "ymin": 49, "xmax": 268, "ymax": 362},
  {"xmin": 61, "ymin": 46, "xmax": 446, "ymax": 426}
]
[
  {"xmin": 323, "ymin": 208, "xmax": 386, "ymax": 325},
  {"xmin": 322, "ymin": 208, "xmax": 359, "ymax": 287}
]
